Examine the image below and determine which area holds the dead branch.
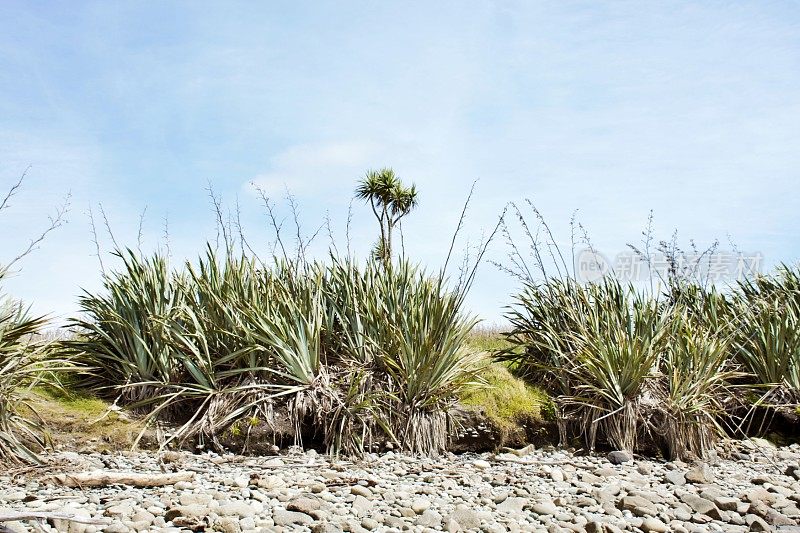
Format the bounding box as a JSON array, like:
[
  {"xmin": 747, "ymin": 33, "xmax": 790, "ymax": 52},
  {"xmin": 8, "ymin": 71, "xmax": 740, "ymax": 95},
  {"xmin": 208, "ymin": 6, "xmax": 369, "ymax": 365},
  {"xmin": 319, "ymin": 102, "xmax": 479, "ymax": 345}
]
[
  {"xmin": 5, "ymin": 191, "xmax": 71, "ymax": 270},
  {"xmin": 0, "ymin": 511, "xmax": 109, "ymax": 526},
  {"xmin": 0, "ymin": 166, "xmax": 29, "ymax": 213},
  {"xmin": 47, "ymin": 470, "xmax": 194, "ymax": 488}
]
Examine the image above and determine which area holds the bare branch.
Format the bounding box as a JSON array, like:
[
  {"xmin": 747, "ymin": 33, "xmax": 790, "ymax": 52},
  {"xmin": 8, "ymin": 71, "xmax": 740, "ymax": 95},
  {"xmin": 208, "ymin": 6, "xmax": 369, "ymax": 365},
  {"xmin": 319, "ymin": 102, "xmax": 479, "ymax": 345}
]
[
  {"xmin": 325, "ymin": 210, "xmax": 339, "ymax": 258},
  {"xmin": 136, "ymin": 206, "xmax": 148, "ymax": 255},
  {"xmin": 233, "ymin": 196, "xmax": 264, "ymax": 265},
  {"xmin": 6, "ymin": 191, "xmax": 71, "ymax": 270},
  {"xmin": 443, "ymin": 179, "xmax": 478, "ymax": 275},
  {"xmin": 0, "ymin": 166, "xmax": 30, "ymax": 213},
  {"xmin": 88, "ymin": 205, "xmax": 105, "ymax": 274},
  {"xmin": 162, "ymin": 213, "xmax": 171, "ymax": 260},
  {"xmin": 206, "ymin": 183, "xmax": 230, "ymax": 253},
  {"xmin": 345, "ymin": 198, "xmax": 354, "ymax": 259},
  {"xmin": 98, "ymin": 204, "xmax": 120, "ymax": 251},
  {"xmin": 252, "ymin": 182, "xmax": 289, "ymax": 262}
]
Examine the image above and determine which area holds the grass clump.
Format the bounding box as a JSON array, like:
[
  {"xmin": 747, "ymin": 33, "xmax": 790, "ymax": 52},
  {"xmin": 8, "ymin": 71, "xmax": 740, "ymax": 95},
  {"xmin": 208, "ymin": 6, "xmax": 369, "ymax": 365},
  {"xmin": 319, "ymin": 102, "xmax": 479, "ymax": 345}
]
[
  {"xmin": 460, "ymin": 363, "xmax": 552, "ymax": 430},
  {"xmin": 467, "ymin": 329, "xmax": 514, "ymax": 354}
]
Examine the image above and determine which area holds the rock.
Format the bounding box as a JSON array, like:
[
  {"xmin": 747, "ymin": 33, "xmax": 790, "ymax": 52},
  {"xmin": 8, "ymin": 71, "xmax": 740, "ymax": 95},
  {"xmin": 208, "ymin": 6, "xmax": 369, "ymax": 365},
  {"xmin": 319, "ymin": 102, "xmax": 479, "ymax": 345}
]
[
  {"xmin": 411, "ymin": 497, "xmax": 430, "ymax": 514},
  {"xmin": 351, "ymin": 495, "xmax": 373, "ymax": 516},
  {"xmin": 415, "ymin": 510, "xmax": 442, "ymax": 528},
  {"xmin": 497, "ymin": 496, "xmax": 527, "ymax": 513},
  {"xmin": 218, "ymin": 501, "xmax": 256, "ymax": 518},
  {"xmin": 531, "ymin": 500, "xmax": 559, "ymax": 515},
  {"xmin": 447, "ymin": 505, "xmax": 481, "ymax": 529},
  {"xmin": 312, "ymin": 523, "xmax": 343, "ymax": 533},
  {"xmin": 750, "ymin": 500, "xmax": 796, "ymax": 526},
  {"xmin": 685, "ymin": 463, "xmax": 715, "ymax": 484},
  {"xmin": 287, "ymin": 495, "xmax": 322, "ymax": 515},
  {"xmin": 473, "ymin": 459, "xmax": 492, "ymax": 470},
  {"xmin": 594, "ymin": 466, "xmax": 618, "ymax": 477},
  {"xmin": 273, "ymin": 509, "xmax": 314, "ymax": 526},
  {"xmin": 714, "ymin": 496, "xmax": 740, "ymax": 512},
  {"xmin": 619, "ymin": 496, "xmax": 656, "ymax": 516},
  {"xmin": 350, "ymin": 485, "xmax": 373, "ymax": 498},
  {"xmin": 679, "ymin": 493, "xmax": 721, "ymax": 519},
  {"xmin": 746, "ymin": 514, "xmax": 771, "ymax": 531},
  {"xmin": 360, "ymin": 517, "xmax": 379, "ymax": 530},
  {"xmin": 444, "ymin": 518, "xmax": 463, "ymax": 532},
  {"xmin": 213, "ymin": 517, "xmax": 241, "ymax": 533},
  {"xmin": 607, "ymin": 450, "xmax": 633, "ymax": 464},
  {"xmin": 664, "ymin": 470, "xmax": 686, "ymax": 486},
  {"xmin": 640, "ymin": 517, "xmax": 669, "ymax": 532}
]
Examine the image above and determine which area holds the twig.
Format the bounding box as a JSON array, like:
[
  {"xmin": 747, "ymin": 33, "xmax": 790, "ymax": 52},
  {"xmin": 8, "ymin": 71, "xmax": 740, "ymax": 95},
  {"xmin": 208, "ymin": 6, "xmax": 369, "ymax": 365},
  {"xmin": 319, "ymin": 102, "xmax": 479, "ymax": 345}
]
[
  {"xmin": 48, "ymin": 470, "xmax": 194, "ymax": 488},
  {"xmin": 0, "ymin": 166, "xmax": 30, "ymax": 213},
  {"xmin": 5, "ymin": 191, "xmax": 71, "ymax": 270},
  {"xmin": 136, "ymin": 206, "xmax": 147, "ymax": 254}
]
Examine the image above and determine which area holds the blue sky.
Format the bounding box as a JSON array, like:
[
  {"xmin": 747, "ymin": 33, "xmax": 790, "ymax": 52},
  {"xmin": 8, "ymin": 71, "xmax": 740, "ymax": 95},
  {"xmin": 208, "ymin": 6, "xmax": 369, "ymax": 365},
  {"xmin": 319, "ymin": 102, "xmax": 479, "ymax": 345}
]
[{"xmin": 1, "ymin": 1, "xmax": 799, "ymax": 323}]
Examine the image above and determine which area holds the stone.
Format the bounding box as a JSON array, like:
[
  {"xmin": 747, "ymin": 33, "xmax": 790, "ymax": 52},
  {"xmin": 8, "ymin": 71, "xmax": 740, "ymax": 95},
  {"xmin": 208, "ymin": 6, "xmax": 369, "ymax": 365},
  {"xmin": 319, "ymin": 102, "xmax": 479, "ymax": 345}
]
[
  {"xmin": 447, "ymin": 505, "xmax": 481, "ymax": 529},
  {"xmin": 287, "ymin": 495, "xmax": 322, "ymax": 515},
  {"xmin": 664, "ymin": 470, "xmax": 686, "ymax": 486},
  {"xmin": 679, "ymin": 493, "xmax": 721, "ymax": 519},
  {"xmin": 473, "ymin": 459, "xmax": 491, "ymax": 470},
  {"xmin": 360, "ymin": 517, "xmax": 379, "ymax": 530},
  {"xmin": 411, "ymin": 497, "xmax": 430, "ymax": 514},
  {"xmin": 607, "ymin": 450, "xmax": 633, "ymax": 465},
  {"xmin": 445, "ymin": 518, "xmax": 463, "ymax": 532},
  {"xmin": 312, "ymin": 523, "xmax": 343, "ymax": 533},
  {"xmin": 213, "ymin": 517, "xmax": 241, "ymax": 533},
  {"xmin": 497, "ymin": 496, "xmax": 527, "ymax": 513},
  {"xmin": 218, "ymin": 501, "xmax": 256, "ymax": 518},
  {"xmin": 531, "ymin": 500, "xmax": 559, "ymax": 515},
  {"xmin": 745, "ymin": 514, "xmax": 771, "ymax": 531},
  {"xmin": 351, "ymin": 495, "xmax": 373, "ymax": 516},
  {"xmin": 415, "ymin": 509, "xmax": 442, "ymax": 528},
  {"xmin": 350, "ymin": 486, "xmax": 373, "ymax": 498},
  {"xmin": 714, "ymin": 496, "xmax": 740, "ymax": 512},
  {"xmin": 640, "ymin": 517, "xmax": 669, "ymax": 533},
  {"xmin": 685, "ymin": 463, "xmax": 715, "ymax": 484},
  {"xmin": 273, "ymin": 509, "xmax": 314, "ymax": 526},
  {"xmin": 619, "ymin": 496, "xmax": 657, "ymax": 516}
]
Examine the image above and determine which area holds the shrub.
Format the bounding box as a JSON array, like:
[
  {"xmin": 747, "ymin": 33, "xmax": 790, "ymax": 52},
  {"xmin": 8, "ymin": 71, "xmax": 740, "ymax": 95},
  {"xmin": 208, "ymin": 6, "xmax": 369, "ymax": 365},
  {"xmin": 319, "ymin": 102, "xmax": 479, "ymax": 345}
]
[
  {"xmin": 499, "ymin": 202, "xmax": 747, "ymax": 459},
  {"xmin": 0, "ymin": 283, "xmax": 59, "ymax": 464},
  {"xmin": 732, "ymin": 265, "xmax": 800, "ymax": 404},
  {"xmin": 67, "ymin": 251, "xmax": 484, "ymax": 456}
]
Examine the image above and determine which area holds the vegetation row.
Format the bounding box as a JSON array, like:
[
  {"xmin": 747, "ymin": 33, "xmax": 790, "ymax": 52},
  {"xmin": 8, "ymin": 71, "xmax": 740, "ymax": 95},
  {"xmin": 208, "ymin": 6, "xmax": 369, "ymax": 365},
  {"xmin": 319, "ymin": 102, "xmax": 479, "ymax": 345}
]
[{"xmin": 1, "ymin": 171, "xmax": 799, "ymax": 465}]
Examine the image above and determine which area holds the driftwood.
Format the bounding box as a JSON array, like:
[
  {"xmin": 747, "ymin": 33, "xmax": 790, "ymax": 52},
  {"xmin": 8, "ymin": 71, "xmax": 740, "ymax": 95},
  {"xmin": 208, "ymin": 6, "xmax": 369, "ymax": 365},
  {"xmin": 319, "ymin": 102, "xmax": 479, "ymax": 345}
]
[
  {"xmin": 48, "ymin": 470, "xmax": 194, "ymax": 488},
  {"xmin": 0, "ymin": 510, "xmax": 109, "ymax": 525}
]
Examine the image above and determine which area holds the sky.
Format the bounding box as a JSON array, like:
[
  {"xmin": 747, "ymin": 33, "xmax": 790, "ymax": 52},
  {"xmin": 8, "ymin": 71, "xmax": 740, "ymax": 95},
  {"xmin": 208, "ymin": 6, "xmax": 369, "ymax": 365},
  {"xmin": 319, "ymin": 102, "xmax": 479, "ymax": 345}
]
[{"xmin": 1, "ymin": 1, "xmax": 799, "ymax": 324}]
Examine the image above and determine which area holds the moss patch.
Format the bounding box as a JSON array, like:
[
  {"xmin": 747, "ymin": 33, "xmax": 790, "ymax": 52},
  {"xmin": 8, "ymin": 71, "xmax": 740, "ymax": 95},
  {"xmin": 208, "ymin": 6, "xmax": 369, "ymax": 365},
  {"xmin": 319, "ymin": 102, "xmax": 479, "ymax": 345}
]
[
  {"xmin": 22, "ymin": 388, "xmax": 151, "ymax": 452},
  {"xmin": 460, "ymin": 363, "xmax": 552, "ymax": 431}
]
